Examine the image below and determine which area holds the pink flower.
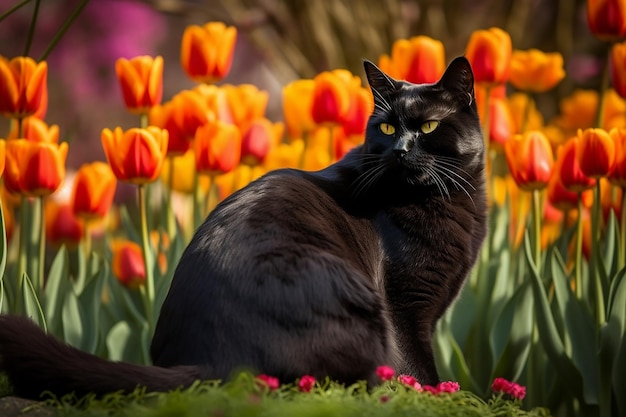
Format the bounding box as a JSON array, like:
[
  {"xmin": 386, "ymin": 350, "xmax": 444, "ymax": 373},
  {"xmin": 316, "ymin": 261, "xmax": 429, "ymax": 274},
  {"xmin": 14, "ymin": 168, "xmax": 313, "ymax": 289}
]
[
  {"xmin": 298, "ymin": 375, "xmax": 316, "ymax": 393},
  {"xmin": 492, "ymin": 377, "xmax": 526, "ymax": 400},
  {"xmin": 436, "ymin": 381, "xmax": 460, "ymax": 393},
  {"xmin": 376, "ymin": 365, "xmax": 395, "ymax": 381},
  {"xmin": 422, "ymin": 381, "xmax": 460, "ymax": 394},
  {"xmin": 397, "ymin": 374, "xmax": 423, "ymax": 391},
  {"xmin": 256, "ymin": 374, "xmax": 280, "ymax": 391}
]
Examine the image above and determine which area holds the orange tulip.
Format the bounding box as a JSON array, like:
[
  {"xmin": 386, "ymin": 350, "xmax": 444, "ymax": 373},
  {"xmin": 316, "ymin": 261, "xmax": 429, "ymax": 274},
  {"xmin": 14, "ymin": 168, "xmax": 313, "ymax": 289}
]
[
  {"xmin": 150, "ymin": 90, "xmax": 213, "ymax": 156},
  {"xmin": 552, "ymin": 89, "xmax": 626, "ymax": 134},
  {"xmin": 557, "ymin": 138, "xmax": 597, "ymax": 193},
  {"xmin": 111, "ymin": 239, "xmax": 145, "ymax": 289},
  {"xmin": 548, "ymin": 166, "xmax": 594, "ymax": 212},
  {"xmin": 241, "ymin": 118, "xmax": 283, "ymax": 166},
  {"xmin": 377, "ymin": 36, "xmax": 445, "ymax": 84},
  {"xmin": 509, "ymin": 49, "xmax": 565, "ymax": 93},
  {"xmin": 101, "ymin": 126, "xmax": 168, "ymax": 184},
  {"xmin": 587, "ymin": 0, "xmax": 626, "ymax": 41},
  {"xmin": 0, "ymin": 56, "xmax": 47, "ymax": 118},
  {"xmin": 45, "ymin": 200, "xmax": 84, "ymax": 248},
  {"xmin": 342, "ymin": 87, "xmax": 374, "ymax": 137},
  {"xmin": 504, "ymin": 131, "xmax": 554, "ymax": 191},
  {"xmin": 195, "ymin": 120, "xmax": 241, "ymax": 175},
  {"xmin": 611, "ymin": 42, "xmax": 626, "ymax": 99},
  {"xmin": 72, "ymin": 161, "xmax": 117, "ymax": 220},
  {"xmin": 282, "ymin": 79, "xmax": 316, "ymax": 139},
  {"xmin": 194, "ymin": 84, "xmax": 235, "ymax": 123},
  {"xmin": 311, "ymin": 70, "xmax": 357, "ymax": 125},
  {"xmin": 8, "ymin": 117, "xmax": 59, "ymax": 142},
  {"xmin": 263, "ymin": 139, "xmax": 304, "ymax": 171},
  {"xmin": 508, "ymin": 93, "xmax": 545, "ymax": 133},
  {"xmin": 180, "ymin": 22, "xmax": 237, "ymax": 84},
  {"xmin": 609, "ymin": 127, "xmax": 626, "ymax": 186},
  {"xmin": 465, "ymin": 27, "xmax": 512, "ymax": 85},
  {"xmin": 576, "ymin": 128, "xmax": 616, "ymax": 178},
  {"xmin": 4, "ymin": 139, "xmax": 67, "ymax": 197},
  {"xmin": 115, "ymin": 55, "xmax": 163, "ymax": 114},
  {"xmin": 222, "ymin": 84, "xmax": 269, "ymax": 131},
  {"xmin": 482, "ymin": 95, "xmax": 515, "ymax": 150}
]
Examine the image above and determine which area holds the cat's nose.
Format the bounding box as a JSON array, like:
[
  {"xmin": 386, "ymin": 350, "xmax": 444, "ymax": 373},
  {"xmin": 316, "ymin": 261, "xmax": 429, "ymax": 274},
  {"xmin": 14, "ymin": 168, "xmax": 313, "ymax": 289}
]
[
  {"xmin": 393, "ymin": 148, "xmax": 408, "ymax": 159},
  {"xmin": 393, "ymin": 137, "xmax": 412, "ymax": 159}
]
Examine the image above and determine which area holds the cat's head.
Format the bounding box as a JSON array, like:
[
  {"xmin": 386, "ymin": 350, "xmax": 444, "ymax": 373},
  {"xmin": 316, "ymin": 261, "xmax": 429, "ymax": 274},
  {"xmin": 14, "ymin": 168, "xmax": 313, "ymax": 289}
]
[{"xmin": 361, "ymin": 57, "xmax": 484, "ymax": 192}]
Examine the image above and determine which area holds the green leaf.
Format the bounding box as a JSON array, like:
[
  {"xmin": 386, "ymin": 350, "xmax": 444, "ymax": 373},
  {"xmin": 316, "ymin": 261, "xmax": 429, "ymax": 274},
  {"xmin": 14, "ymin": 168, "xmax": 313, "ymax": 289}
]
[
  {"xmin": 613, "ymin": 331, "xmax": 626, "ymax": 416},
  {"xmin": 71, "ymin": 244, "xmax": 88, "ymax": 294},
  {"xmin": 490, "ymin": 280, "xmax": 533, "ymax": 382},
  {"xmin": 106, "ymin": 320, "xmax": 132, "ymax": 362},
  {"xmin": 549, "ymin": 249, "xmax": 598, "ymax": 404},
  {"xmin": 44, "ymin": 245, "xmax": 71, "ymax": 336},
  {"xmin": 524, "ymin": 235, "xmax": 589, "ymax": 404},
  {"xmin": 61, "ymin": 289, "xmax": 84, "ymax": 348},
  {"xmin": 606, "ymin": 268, "xmax": 626, "ymax": 325},
  {"xmin": 602, "ymin": 211, "xmax": 618, "ymax": 277},
  {"xmin": 21, "ymin": 272, "xmax": 47, "ymax": 331},
  {"xmin": 119, "ymin": 205, "xmax": 141, "ymax": 243},
  {"xmin": 78, "ymin": 265, "xmax": 107, "ymax": 354},
  {"xmin": 0, "ymin": 199, "xmax": 7, "ymax": 282},
  {"xmin": 0, "ymin": 277, "xmax": 4, "ymax": 314}
]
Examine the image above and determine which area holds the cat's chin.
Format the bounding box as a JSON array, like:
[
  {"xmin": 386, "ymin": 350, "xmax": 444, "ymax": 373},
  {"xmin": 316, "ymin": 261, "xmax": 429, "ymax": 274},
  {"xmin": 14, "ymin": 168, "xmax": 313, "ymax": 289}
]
[{"xmin": 399, "ymin": 168, "xmax": 431, "ymax": 187}]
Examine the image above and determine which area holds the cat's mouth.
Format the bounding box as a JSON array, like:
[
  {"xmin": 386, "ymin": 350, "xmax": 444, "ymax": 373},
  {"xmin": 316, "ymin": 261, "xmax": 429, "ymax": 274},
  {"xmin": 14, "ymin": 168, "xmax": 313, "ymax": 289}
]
[{"xmin": 395, "ymin": 159, "xmax": 432, "ymax": 186}]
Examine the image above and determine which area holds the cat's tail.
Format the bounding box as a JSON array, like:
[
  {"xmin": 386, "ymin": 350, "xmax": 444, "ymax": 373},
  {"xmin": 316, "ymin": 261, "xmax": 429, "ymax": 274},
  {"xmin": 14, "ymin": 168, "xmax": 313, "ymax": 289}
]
[{"xmin": 0, "ymin": 315, "xmax": 206, "ymax": 400}]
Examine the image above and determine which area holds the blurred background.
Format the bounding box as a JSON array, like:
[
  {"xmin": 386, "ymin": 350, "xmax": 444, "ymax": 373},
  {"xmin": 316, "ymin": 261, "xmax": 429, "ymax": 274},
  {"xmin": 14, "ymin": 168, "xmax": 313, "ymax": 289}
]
[{"xmin": 0, "ymin": 0, "xmax": 603, "ymax": 168}]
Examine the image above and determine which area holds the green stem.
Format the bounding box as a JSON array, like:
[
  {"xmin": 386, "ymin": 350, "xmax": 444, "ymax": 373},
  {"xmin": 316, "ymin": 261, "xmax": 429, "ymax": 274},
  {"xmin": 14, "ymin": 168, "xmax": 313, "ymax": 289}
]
[
  {"xmin": 38, "ymin": 0, "xmax": 90, "ymax": 61},
  {"xmin": 531, "ymin": 189, "xmax": 542, "ymax": 270},
  {"xmin": 592, "ymin": 182, "xmax": 606, "ymax": 325},
  {"xmin": 37, "ymin": 196, "xmax": 45, "ymax": 291},
  {"xmin": 137, "ymin": 184, "xmax": 155, "ymax": 332},
  {"xmin": 0, "ymin": 0, "xmax": 32, "ymax": 23},
  {"xmin": 164, "ymin": 155, "xmax": 176, "ymax": 239},
  {"xmin": 575, "ymin": 194, "xmax": 584, "ymax": 300},
  {"xmin": 140, "ymin": 113, "xmax": 149, "ymax": 129},
  {"xmin": 207, "ymin": 175, "xmax": 218, "ymax": 216},
  {"xmin": 23, "ymin": 0, "xmax": 40, "ymax": 57},
  {"xmin": 192, "ymin": 172, "xmax": 203, "ymax": 229},
  {"xmin": 617, "ymin": 187, "xmax": 626, "ymax": 271},
  {"xmin": 481, "ymin": 85, "xmax": 492, "ymax": 159},
  {"xmin": 16, "ymin": 199, "xmax": 29, "ymax": 294}
]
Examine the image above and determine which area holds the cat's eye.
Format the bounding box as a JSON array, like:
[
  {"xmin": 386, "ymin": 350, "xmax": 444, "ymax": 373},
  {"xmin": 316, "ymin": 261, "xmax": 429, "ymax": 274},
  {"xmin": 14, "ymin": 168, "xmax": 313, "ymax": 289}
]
[
  {"xmin": 420, "ymin": 121, "xmax": 439, "ymax": 134},
  {"xmin": 379, "ymin": 123, "xmax": 396, "ymax": 135}
]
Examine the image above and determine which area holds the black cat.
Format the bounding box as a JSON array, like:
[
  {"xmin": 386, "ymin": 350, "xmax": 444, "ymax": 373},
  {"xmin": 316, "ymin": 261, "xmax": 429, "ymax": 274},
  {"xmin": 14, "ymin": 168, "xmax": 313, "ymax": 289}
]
[{"xmin": 0, "ymin": 56, "xmax": 487, "ymax": 400}]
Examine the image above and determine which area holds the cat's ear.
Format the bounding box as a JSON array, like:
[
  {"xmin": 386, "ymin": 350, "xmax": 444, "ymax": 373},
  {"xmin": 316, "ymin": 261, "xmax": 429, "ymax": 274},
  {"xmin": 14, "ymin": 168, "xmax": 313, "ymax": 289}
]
[
  {"xmin": 439, "ymin": 56, "xmax": 475, "ymax": 107},
  {"xmin": 363, "ymin": 60, "xmax": 399, "ymax": 97}
]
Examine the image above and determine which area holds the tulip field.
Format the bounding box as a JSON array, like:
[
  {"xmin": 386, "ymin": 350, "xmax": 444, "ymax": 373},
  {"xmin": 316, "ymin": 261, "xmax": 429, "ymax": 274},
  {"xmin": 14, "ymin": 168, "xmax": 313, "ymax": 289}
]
[{"xmin": 1, "ymin": 1, "xmax": 626, "ymax": 416}]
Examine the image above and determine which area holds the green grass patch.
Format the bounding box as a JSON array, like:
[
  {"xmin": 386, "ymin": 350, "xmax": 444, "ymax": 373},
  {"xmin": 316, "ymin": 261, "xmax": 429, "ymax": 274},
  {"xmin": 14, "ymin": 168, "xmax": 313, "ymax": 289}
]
[{"xmin": 2, "ymin": 373, "xmax": 551, "ymax": 417}]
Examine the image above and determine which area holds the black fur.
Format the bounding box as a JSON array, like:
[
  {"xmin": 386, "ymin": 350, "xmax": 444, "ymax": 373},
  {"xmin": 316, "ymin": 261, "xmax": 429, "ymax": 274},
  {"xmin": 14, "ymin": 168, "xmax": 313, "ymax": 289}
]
[{"xmin": 0, "ymin": 57, "xmax": 487, "ymax": 400}]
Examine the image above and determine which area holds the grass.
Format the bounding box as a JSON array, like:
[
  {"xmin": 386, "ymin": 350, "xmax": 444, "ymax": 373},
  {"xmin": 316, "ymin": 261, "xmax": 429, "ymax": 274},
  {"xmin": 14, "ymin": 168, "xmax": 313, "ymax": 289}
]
[{"xmin": 0, "ymin": 373, "xmax": 552, "ymax": 417}]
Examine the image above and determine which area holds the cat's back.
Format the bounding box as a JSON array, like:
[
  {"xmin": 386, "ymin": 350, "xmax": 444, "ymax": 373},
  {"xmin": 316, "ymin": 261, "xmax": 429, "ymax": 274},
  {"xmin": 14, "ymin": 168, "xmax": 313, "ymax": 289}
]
[{"xmin": 151, "ymin": 169, "xmax": 389, "ymax": 379}]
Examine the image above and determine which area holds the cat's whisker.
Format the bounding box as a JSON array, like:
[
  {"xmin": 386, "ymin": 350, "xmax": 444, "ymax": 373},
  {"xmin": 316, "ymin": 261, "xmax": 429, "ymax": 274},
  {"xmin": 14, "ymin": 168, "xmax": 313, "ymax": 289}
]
[
  {"xmin": 432, "ymin": 165, "xmax": 475, "ymax": 207},
  {"xmin": 434, "ymin": 158, "xmax": 476, "ymax": 191},
  {"xmin": 424, "ymin": 166, "xmax": 450, "ymax": 201},
  {"xmin": 350, "ymin": 164, "xmax": 387, "ymax": 198}
]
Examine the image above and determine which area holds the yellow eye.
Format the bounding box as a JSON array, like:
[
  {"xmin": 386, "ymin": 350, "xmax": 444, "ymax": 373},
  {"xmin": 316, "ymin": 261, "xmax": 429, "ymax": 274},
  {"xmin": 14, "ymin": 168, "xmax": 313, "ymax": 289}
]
[
  {"xmin": 421, "ymin": 121, "xmax": 439, "ymax": 134},
  {"xmin": 379, "ymin": 123, "xmax": 395, "ymax": 135}
]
